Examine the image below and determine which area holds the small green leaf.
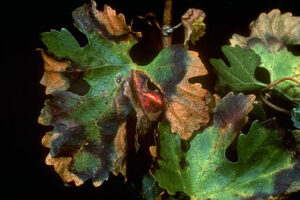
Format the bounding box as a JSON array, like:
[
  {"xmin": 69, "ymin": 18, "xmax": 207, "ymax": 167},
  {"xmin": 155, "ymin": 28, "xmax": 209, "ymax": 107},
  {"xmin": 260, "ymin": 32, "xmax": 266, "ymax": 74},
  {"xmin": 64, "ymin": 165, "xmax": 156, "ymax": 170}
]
[
  {"xmin": 292, "ymin": 105, "xmax": 300, "ymax": 129},
  {"xmin": 153, "ymin": 93, "xmax": 300, "ymax": 200},
  {"xmin": 141, "ymin": 174, "xmax": 163, "ymax": 200}
]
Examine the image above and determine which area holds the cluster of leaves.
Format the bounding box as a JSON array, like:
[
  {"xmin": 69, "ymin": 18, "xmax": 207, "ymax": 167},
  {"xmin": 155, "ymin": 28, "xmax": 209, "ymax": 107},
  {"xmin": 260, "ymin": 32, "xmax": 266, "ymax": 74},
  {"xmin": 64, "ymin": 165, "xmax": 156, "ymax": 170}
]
[{"xmin": 38, "ymin": 1, "xmax": 300, "ymax": 199}]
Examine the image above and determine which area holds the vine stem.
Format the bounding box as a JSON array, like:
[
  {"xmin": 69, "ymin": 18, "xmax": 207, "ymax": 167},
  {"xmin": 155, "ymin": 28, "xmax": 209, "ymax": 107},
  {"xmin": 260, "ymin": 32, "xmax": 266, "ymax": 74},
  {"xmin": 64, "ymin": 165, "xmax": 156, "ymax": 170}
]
[
  {"xmin": 262, "ymin": 76, "xmax": 300, "ymax": 91},
  {"xmin": 259, "ymin": 93, "xmax": 291, "ymax": 114},
  {"xmin": 259, "ymin": 75, "xmax": 300, "ymax": 114},
  {"xmin": 162, "ymin": 0, "xmax": 173, "ymax": 48}
]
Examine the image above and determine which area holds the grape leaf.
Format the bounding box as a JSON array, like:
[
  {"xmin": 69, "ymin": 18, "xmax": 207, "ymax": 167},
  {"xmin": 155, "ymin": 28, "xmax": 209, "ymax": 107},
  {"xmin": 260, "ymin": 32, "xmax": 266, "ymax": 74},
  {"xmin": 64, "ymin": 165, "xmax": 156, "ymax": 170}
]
[
  {"xmin": 152, "ymin": 93, "xmax": 300, "ymax": 200},
  {"xmin": 210, "ymin": 45, "xmax": 300, "ymax": 103},
  {"xmin": 141, "ymin": 174, "xmax": 163, "ymax": 200},
  {"xmin": 230, "ymin": 9, "xmax": 300, "ymax": 48},
  {"xmin": 39, "ymin": 0, "xmax": 212, "ymax": 186},
  {"xmin": 141, "ymin": 174, "xmax": 190, "ymax": 200},
  {"xmin": 161, "ymin": 51, "xmax": 214, "ymax": 140},
  {"xmin": 212, "ymin": 10, "xmax": 300, "ymax": 103},
  {"xmin": 292, "ymin": 105, "xmax": 300, "ymax": 129},
  {"xmin": 251, "ymin": 44, "xmax": 300, "ymax": 103},
  {"xmin": 252, "ymin": 101, "xmax": 266, "ymax": 122},
  {"xmin": 210, "ymin": 45, "xmax": 265, "ymax": 91},
  {"xmin": 224, "ymin": 9, "xmax": 300, "ymax": 103},
  {"xmin": 251, "ymin": 43, "xmax": 300, "ymax": 103}
]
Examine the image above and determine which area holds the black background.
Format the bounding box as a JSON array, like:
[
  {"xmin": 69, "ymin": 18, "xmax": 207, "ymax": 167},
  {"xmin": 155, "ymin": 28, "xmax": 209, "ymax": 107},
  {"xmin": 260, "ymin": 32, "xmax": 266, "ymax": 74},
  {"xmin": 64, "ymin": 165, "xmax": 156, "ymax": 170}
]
[{"xmin": 5, "ymin": 0, "xmax": 300, "ymax": 199}]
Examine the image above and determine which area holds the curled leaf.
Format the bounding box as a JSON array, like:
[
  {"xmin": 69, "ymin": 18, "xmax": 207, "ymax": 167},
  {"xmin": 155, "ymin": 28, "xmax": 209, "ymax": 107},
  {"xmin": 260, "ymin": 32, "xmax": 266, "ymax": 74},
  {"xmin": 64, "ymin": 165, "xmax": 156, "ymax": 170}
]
[
  {"xmin": 181, "ymin": 8, "xmax": 206, "ymax": 48},
  {"xmin": 139, "ymin": 46, "xmax": 214, "ymax": 140},
  {"xmin": 124, "ymin": 71, "xmax": 164, "ymax": 137},
  {"xmin": 73, "ymin": 0, "xmax": 141, "ymax": 43}
]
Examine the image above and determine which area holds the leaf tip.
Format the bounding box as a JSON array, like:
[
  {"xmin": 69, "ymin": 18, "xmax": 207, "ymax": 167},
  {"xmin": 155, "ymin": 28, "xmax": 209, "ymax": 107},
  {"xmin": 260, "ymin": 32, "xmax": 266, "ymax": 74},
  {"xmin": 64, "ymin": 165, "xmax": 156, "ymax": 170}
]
[{"xmin": 214, "ymin": 92, "xmax": 255, "ymax": 131}]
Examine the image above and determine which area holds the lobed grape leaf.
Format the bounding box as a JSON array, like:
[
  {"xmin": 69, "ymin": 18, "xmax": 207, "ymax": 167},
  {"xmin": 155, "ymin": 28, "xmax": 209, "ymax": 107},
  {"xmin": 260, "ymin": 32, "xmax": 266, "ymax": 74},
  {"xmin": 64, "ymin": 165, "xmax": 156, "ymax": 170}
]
[
  {"xmin": 214, "ymin": 9, "xmax": 300, "ymax": 103},
  {"xmin": 210, "ymin": 45, "xmax": 265, "ymax": 91},
  {"xmin": 210, "ymin": 44, "xmax": 300, "ymax": 103},
  {"xmin": 152, "ymin": 93, "xmax": 300, "ymax": 200},
  {"xmin": 39, "ymin": 0, "xmax": 212, "ymax": 186},
  {"xmin": 250, "ymin": 43, "xmax": 300, "ymax": 103},
  {"xmin": 211, "ymin": 10, "xmax": 300, "ymax": 103},
  {"xmin": 230, "ymin": 9, "xmax": 300, "ymax": 48},
  {"xmin": 161, "ymin": 51, "xmax": 214, "ymax": 140}
]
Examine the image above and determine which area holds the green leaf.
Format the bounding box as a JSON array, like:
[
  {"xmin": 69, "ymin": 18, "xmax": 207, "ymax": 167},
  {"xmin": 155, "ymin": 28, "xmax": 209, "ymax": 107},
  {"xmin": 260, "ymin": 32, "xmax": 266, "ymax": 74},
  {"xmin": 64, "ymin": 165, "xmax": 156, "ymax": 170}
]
[
  {"xmin": 226, "ymin": 9, "xmax": 300, "ymax": 103},
  {"xmin": 153, "ymin": 93, "xmax": 300, "ymax": 200},
  {"xmin": 39, "ymin": 1, "xmax": 211, "ymax": 186},
  {"xmin": 140, "ymin": 174, "xmax": 190, "ymax": 200},
  {"xmin": 251, "ymin": 44, "xmax": 300, "ymax": 103},
  {"xmin": 41, "ymin": 28, "xmax": 133, "ymax": 67},
  {"xmin": 141, "ymin": 174, "xmax": 163, "ymax": 200},
  {"xmin": 292, "ymin": 105, "xmax": 300, "ymax": 129},
  {"xmin": 210, "ymin": 45, "xmax": 265, "ymax": 91},
  {"xmin": 251, "ymin": 101, "xmax": 266, "ymax": 122},
  {"xmin": 210, "ymin": 44, "xmax": 300, "ymax": 103}
]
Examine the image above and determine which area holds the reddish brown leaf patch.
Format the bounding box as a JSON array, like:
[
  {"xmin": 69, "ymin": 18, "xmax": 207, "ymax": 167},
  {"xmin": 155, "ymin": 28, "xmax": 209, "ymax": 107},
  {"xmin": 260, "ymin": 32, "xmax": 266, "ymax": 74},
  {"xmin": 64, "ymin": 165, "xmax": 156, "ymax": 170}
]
[{"xmin": 165, "ymin": 51, "xmax": 213, "ymax": 140}]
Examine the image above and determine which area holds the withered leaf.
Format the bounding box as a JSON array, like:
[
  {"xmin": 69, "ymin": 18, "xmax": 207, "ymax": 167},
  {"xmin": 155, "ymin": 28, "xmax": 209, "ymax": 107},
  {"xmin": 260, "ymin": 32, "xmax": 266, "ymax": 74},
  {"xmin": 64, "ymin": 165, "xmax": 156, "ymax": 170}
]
[
  {"xmin": 39, "ymin": 50, "xmax": 71, "ymax": 95},
  {"xmin": 230, "ymin": 9, "xmax": 300, "ymax": 49},
  {"xmin": 216, "ymin": 9, "xmax": 300, "ymax": 103},
  {"xmin": 181, "ymin": 8, "xmax": 206, "ymax": 48},
  {"xmin": 39, "ymin": 0, "xmax": 138, "ymax": 186},
  {"xmin": 164, "ymin": 51, "xmax": 213, "ymax": 140},
  {"xmin": 73, "ymin": 0, "xmax": 141, "ymax": 43},
  {"xmin": 135, "ymin": 45, "xmax": 214, "ymax": 140},
  {"xmin": 124, "ymin": 71, "xmax": 164, "ymax": 138}
]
